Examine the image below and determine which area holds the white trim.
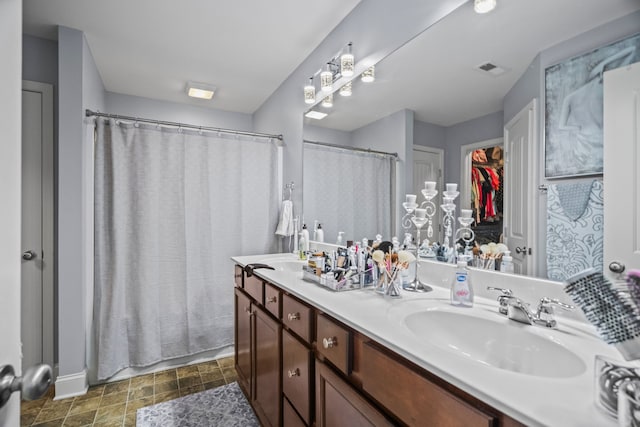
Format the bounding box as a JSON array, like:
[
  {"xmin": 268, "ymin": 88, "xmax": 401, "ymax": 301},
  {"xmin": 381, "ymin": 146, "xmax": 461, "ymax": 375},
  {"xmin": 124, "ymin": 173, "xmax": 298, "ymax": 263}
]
[
  {"xmin": 459, "ymin": 137, "xmax": 503, "ymax": 212},
  {"xmin": 54, "ymin": 370, "xmax": 88, "ymax": 400}
]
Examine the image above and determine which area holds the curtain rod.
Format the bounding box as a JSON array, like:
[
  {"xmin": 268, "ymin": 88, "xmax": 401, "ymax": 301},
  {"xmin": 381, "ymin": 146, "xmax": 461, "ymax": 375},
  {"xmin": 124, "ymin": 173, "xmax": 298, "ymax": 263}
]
[
  {"xmin": 303, "ymin": 139, "xmax": 398, "ymax": 158},
  {"xmin": 85, "ymin": 109, "xmax": 283, "ymax": 141}
]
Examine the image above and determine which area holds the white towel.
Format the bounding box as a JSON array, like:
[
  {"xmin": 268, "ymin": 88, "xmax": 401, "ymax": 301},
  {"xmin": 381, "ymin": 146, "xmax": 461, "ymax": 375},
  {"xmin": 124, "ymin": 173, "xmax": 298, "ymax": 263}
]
[{"xmin": 275, "ymin": 200, "xmax": 294, "ymax": 237}]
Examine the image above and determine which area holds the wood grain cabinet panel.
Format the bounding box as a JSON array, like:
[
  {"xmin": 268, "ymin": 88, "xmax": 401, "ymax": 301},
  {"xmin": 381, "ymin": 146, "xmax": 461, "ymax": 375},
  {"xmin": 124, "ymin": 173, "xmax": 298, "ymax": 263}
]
[
  {"xmin": 283, "ymin": 329, "xmax": 312, "ymax": 425},
  {"xmin": 361, "ymin": 342, "xmax": 496, "ymax": 427},
  {"xmin": 283, "ymin": 396, "xmax": 307, "ymax": 427},
  {"xmin": 264, "ymin": 282, "xmax": 281, "ymax": 318},
  {"xmin": 244, "ymin": 274, "xmax": 263, "ymax": 303},
  {"xmin": 254, "ymin": 306, "xmax": 282, "ymax": 427},
  {"xmin": 234, "ymin": 288, "xmax": 252, "ymax": 397},
  {"xmin": 316, "ymin": 313, "xmax": 350, "ymax": 375},
  {"xmin": 316, "ymin": 361, "xmax": 392, "ymax": 427},
  {"xmin": 282, "ymin": 294, "xmax": 312, "ymax": 343},
  {"xmin": 234, "ymin": 265, "xmax": 243, "ymax": 288}
]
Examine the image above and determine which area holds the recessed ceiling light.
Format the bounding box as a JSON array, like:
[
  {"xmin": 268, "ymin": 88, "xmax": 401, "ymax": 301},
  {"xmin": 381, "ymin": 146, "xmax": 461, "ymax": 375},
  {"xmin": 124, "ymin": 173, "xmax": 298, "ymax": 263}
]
[
  {"xmin": 186, "ymin": 81, "xmax": 216, "ymax": 100},
  {"xmin": 305, "ymin": 110, "xmax": 328, "ymax": 120},
  {"xmin": 474, "ymin": 0, "xmax": 496, "ymax": 14}
]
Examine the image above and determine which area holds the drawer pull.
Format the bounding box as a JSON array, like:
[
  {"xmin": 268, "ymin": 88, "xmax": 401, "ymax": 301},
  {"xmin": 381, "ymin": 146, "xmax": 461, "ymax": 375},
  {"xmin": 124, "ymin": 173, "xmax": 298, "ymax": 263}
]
[
  {"xmin": 322, "ymin": 337, "xmax": 337, "ymax": 349},
  {"xmin": 287, "ymin": 368, "xmax": 300, "ymax": 378},
  {"xmin": 244, "ymin": 307, "xmax": 253, "ymax": 316},
  {"xmin": 267, "ymin": 296, "xmax": 277, "ymax": 304},
  {"xmin": 288, "ymin": 312, "xmax": 300, "ymax": 321}
]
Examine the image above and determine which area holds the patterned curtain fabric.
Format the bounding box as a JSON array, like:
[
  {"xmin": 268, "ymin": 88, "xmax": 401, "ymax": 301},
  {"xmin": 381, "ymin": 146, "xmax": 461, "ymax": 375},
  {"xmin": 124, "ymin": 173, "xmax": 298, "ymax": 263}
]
[
  {"xmin": 93, "ymin": 118, "xmax": 279, "ymax": 380},
  {"xmin": 303, "ymin": 143, "xmax": 394, "ymax": 243},
  {"xmin": 546, "ymin": 180, "xmax": 603, "ymax": 281}
]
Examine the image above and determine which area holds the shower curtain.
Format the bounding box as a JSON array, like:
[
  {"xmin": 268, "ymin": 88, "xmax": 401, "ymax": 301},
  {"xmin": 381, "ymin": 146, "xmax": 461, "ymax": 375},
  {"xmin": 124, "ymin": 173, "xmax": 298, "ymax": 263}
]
[
  {"xmin": 303, "ymin": 143, "xmax": 394, "ymax": 242},
  {"xmin": 93, "ymin": 118, "xmax": 279, "ymax": 380}
]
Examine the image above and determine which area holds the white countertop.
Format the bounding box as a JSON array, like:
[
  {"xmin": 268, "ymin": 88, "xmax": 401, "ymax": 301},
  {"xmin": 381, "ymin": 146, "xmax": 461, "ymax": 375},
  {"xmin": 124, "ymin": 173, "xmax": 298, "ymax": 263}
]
[{"xmin": 232, "ymin": 253, "xmax": 621, "ymax": 427}]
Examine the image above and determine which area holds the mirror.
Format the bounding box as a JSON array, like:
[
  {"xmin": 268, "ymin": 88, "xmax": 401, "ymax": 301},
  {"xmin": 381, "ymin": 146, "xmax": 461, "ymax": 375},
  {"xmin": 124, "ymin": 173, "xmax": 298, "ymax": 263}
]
[{"xmin": 302, "ymin": 0, "xmax": 640, "ymax": 277}]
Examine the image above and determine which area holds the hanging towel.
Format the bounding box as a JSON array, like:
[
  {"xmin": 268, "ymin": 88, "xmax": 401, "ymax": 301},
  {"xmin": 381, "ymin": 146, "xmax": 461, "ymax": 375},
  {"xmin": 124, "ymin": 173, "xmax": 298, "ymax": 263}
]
[
  {"xmin": 275, "ymin": 199, "xmax": 294, "ymax": 237},
  {"xmin": 546, "ymin": 180, "xmax": 603, "ymax": 281}
]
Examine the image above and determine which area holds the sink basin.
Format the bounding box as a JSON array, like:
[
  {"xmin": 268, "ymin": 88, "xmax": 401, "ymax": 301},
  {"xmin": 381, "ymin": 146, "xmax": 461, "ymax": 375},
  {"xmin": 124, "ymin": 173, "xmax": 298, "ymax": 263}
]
[
  {"xmin": 261, "ymin": 257, "xmax": 305, "ymax": 273},
  {"xmin": 404, "ymin": 308, "xmax": 586, "ymax": 378}
]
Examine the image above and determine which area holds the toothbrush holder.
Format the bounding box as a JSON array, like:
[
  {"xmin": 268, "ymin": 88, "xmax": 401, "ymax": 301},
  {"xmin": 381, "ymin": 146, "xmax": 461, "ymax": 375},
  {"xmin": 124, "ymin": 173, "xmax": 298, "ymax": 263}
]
[{"xmin": 594, "ymin": 354, "xmax": 640, "ymax": 423}]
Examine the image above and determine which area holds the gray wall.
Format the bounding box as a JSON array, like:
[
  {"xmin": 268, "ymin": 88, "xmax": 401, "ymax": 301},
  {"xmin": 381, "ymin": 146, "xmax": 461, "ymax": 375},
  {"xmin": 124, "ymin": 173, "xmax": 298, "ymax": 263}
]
[
  {"xmin": 23, "ymin": 35, "xmax": 57, "ymax": 85},
  {"xmin": 503, "ymin": 10, "xmax": 640, "ymax": 277},
  {"xmin": 414, "ymin": 119, "xmax": 446, "ymax": 150},
  {"xmin": 303, "ymin": 124, "xmax": 352, "ymax": 146}
]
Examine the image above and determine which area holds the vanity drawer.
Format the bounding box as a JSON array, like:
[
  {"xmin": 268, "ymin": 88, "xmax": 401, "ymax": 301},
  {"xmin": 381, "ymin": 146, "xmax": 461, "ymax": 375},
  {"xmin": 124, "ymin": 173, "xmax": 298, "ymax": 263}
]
[
  {"xmin": 264, "ymin": 283, "xmax": 281, "ymax": 318},
  {"xmin": 361, "ymin": 342, "xmax": 496, "ymax": 427},
  {"xmin": 283, "ymin": 397, "xmax": 306, "ymax": 427},
  {"xmin": 244, "ymin": 273, "xmax": 263, "ymax": 303},
  {"xmin": 283, "ymin": 330, "xmax": 312, "ymax": 425},
  {"xmin": 234, "ymin": 265, "xmax": 243, "ymax": 288},
  {"xmin": 282, "ymin": 294, "xmax": 312, "ymax": 343},
  {"xmin": 316, "ymin": 314, "xmax": 350, "ymax": 375}
]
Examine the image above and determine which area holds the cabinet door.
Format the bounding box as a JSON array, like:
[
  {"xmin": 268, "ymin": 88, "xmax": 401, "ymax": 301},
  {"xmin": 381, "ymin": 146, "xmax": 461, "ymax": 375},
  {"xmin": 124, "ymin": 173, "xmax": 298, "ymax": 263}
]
[
  {"xmin": 254, "ymin": 306, "xmax": 282, "ymax": 427},
  {"xmin": 316, "ymin": 361, "xmax": 392, "ymax": 427},
  {"xmin": 283, "ymin": 329, "xmax": 312, "ymax": 425},
  {"xmin": 234, "ymin": 288, "xmax": 252, "ymax": 397}
]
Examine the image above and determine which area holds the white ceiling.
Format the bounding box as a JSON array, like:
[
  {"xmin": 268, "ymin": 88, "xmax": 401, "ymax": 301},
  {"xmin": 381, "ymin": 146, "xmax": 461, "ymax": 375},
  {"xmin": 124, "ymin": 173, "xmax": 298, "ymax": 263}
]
[
  {"xmin": 22, "ymin": 0, "xmax": 361, "ymax": 114},
  {"xmin": 309, "ymin": 0, "xmax": 640, "ymax": 130}
]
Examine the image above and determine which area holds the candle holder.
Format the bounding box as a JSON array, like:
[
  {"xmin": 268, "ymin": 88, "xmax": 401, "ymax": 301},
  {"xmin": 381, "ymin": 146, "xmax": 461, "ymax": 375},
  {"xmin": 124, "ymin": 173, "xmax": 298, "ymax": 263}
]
[
  {"xmin": 402, "ymin": 194, "xmax": 418, "ymax": 236},
  {"xmin": 455, "ymin": 209, "xmax": 475, "ymax": 262},
  {"xmin": 440, "ymin": 183, "xmax": 459, "ymax": 264},
  {"xmin": 402, "ymin": 207, "xmax": 433, "ymax": 293},
  {"xmin": 420, "ymin": 183, "xmax": 438, "ymax": 245}
]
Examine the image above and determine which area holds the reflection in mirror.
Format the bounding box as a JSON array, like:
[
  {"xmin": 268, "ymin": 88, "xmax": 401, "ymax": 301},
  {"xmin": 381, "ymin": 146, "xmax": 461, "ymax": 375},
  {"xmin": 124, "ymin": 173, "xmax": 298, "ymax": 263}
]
[
  {"xmin": 302, "ymin": 0, "xmax": 640, "ymax": 279},
  {"xmin": 302, "ymin": 140, "xmax": 396, "ymax": 244}
]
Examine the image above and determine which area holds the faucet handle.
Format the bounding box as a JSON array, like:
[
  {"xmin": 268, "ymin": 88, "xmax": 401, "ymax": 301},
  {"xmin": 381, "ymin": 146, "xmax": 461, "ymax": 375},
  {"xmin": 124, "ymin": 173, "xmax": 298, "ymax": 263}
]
[
  {"xmin": 487, "ymin": 287, "xmax": 514, "ymax": 315},
  {"xmin": 535, "ymin": 297, "xmax": 575, "ymax": 328}
]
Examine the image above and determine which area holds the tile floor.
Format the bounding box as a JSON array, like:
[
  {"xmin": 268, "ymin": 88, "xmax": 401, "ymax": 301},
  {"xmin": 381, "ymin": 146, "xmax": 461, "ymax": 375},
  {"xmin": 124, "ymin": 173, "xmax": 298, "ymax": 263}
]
[{"xmin": 20, "ymin": 356, "xmax": 238, "ymax": 427}]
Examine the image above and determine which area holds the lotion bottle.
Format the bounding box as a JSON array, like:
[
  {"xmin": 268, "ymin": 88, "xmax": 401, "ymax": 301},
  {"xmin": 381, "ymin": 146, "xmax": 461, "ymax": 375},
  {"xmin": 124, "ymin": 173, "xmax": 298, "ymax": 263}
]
[
  {"xmin": 500, "ymin": 251, "xmax": 514, "ymax": 273},
  {"xmin": 451, "ymin": 261, "xmax": 474, "ymax": 307},
  {"xmin": 316, "ymin": 223, "xmax": 324, "ymax": 243},
  {"xmin": 301, "ymin": 224, "xmax": 310, "ymax": 251}
]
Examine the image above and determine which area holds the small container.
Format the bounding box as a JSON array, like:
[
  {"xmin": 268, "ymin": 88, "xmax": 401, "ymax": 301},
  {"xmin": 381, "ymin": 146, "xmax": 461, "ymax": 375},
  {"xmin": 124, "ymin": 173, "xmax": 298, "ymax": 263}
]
[
  {"xmin": 315, "ymin": 223, "xmax": 324, "ymax": 243},
  {"xmin": 451, "ymin": 261, "xmax": 474, "ymax": 307},
  {"xmin": 500, "ymin": 250, "xmax": 514, "ymax": 273}
]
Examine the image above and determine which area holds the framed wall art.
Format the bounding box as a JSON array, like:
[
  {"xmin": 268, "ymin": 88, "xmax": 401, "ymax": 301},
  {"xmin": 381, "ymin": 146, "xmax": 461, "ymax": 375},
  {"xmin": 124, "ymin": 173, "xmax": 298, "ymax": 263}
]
[{"xmin": 544, "ymin": 32, "xmax": 640, "ymax": 178}]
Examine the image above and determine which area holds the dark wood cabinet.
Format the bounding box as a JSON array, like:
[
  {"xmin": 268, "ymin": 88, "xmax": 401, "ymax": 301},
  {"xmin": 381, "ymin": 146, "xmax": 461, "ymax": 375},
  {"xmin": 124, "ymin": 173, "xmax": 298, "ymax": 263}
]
[
  {"xmin": 316, "ymin": 360, "xmax": 392, "ymax": 427},
  {"xmin": 234, "ymin": 288, "xmax": 252, "ymax": 396},
  {"xmin": 283, "ymin": 329, "xmax": 312, "ymax": 425},
  {"xmin": 254, "ymin": 306, "xmax": 282, "ymax": 427}
]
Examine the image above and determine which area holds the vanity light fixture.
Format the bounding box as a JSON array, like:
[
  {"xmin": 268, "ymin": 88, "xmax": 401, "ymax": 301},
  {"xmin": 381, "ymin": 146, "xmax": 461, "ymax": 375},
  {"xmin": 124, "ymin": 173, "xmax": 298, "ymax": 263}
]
[
  {"xmin": 321, "ymin": 93, "xmax": 334, "ymax": 108},
  {"xmin": 305, "ymin": 110, "xmax": 328, "ymax": 120},
  {"xmin": 304, "ymin": 77, "xmax": 316, "ymax": 104},
  {"xmin": 320, "ymin": 63, "xmax": 334, "ymax": 92},
  {"xmin": 340, "ymin": 42, "xmax": 355, "ymax": 77},
  {"xmin": 361, "ymin": 66, "xmax": 375, "ymax": 83},
  {"xmin": 339, "ymin": 81, "xmax": 352, "ymax": 97},
  {"xmin": 474, "ymin": 0, "xmax": 496, "ymax": 14},
  {"xmin": 186, "ymin": 81, "xmax": 216, "ymax": 100}
]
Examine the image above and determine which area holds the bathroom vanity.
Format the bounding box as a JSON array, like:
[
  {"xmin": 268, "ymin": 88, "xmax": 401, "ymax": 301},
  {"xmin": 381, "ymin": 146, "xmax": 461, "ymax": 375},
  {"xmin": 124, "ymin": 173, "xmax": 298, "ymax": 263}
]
[{"xmin": 232, "ymin": 253, "xmax": 620, "ymax": 427}]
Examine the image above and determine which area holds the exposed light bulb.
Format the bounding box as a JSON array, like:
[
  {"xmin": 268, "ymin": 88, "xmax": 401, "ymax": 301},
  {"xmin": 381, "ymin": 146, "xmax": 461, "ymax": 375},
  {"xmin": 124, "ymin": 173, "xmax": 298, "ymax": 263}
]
[
  {"xmin": 320, "ymin": 63, "xmax": 333, "ymax": 92},
  {"xmin": 340, "ymin": 43, "xmax": 354, "ymax": 77},
  {"xmin": 361, "ymin": 66, "xmax": 375, "ymax": 83},
  {"xmin": 321, "ymin": 93, "xmax": 333, "ymax": 108},
  {"xmin": 339, "ymin": 81, "xmax": 352, "ymax": 97},
  {"xmin": 304, "ymin": 77, "xmax": 315, "ymax": 105},
  {"xmin": 474, "ymin": 0, "xmax": 496, "ymax": 14}
]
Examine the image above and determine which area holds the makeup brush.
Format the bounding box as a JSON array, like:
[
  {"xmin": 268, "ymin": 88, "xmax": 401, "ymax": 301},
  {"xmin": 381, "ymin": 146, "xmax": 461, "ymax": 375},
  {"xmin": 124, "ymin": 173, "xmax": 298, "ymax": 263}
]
[{"xmin": 564, "ymin": 268, "xmax": 640, "ymax": 360}]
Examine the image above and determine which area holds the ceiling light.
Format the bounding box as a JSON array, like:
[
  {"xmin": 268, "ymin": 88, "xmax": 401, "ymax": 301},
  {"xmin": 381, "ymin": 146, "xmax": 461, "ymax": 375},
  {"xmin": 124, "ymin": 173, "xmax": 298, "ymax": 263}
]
[
  {"xmin": 340, "ymin": 43, "xmax": 355, "ymax": 77},
  {"xmin": 321, "ymin": 93, "xmax": 333, "ymax": 108},
  {"xmin": 304, "ymin": 77, "xmax": 316, "ymax": 104},
  {"xmin": 186, "ymin": 81, "xmax": 215, "ymax": 100},
  {"xmin": 320, "ymin": 63, "xmax": 333, "ymax": 92},
  {"xmin": 339, "ymin": 81, "xmax": 352, "ymax": 97},
  {"xmin": 474, "ymin": 0, "xmax": 496, "ymax": 14},
  {"xmin": 305, "ymin": 110, "xmax": 328, "ymax": 120},
  {"xmin": 361, "ymin": 66, "xmax": 375, "ymax": 83}
]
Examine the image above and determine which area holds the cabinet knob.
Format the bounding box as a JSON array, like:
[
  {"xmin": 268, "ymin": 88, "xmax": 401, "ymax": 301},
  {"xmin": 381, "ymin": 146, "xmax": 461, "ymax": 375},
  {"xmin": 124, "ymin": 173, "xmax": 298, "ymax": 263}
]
[
  {"xmin": 287, "ymin": 312, "xmax": 300, "ymax": 321},
  {"xmin": 245, "ymin": 307, "xmax": 253, "ymax": 316},
  {"xmin": 322, "ymin": 337, "xmax": 337, "ymax": 349},
  {"xmin": 287, "ymin": 368, "xmax": 300, "ymax": 378},
  {"xmin": 267, "ymin": 296, "xmax": 277, "ymax": 304}
]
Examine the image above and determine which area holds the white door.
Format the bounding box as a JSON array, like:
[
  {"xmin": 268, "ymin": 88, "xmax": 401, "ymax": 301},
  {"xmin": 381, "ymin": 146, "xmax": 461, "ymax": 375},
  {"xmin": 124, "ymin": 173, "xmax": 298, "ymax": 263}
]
[
  {"xmin": 21, "ymin": 81, "xmax": 55, "ymax": 372},
  {"xmin": 413, "ymin": 146, "xmax": 443, "ymax": 245},
  {"xmin": 603, "ymin": 61, "xmax": 640, "ymax": 280},
  {"xmin": 503, "ymin": 99, "xmax": 537, "ymax": 275},
  {"xmin": 1, "ymin": 0, "xmax": 24, "ymax": 424}
]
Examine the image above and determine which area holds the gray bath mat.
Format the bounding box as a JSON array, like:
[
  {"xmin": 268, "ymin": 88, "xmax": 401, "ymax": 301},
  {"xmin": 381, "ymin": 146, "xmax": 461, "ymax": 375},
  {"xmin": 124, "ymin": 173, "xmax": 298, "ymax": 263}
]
[{"xmin": 136, "ymin": 382, "xmax": 259, "ymax": 427}]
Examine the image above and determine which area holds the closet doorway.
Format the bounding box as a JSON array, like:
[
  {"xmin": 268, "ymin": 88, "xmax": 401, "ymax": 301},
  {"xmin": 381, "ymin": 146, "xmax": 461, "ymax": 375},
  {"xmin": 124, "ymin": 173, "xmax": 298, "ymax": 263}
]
[{"xmin": 460, "ymin": 138, "xmax": 503, "ymax": 245}]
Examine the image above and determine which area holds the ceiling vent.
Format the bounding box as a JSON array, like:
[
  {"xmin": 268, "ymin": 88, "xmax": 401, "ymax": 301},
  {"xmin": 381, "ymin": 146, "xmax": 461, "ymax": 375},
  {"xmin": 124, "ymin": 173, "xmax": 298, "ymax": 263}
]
[{"xmin": 475, "ymin": 61, "xmax": 508, "ymax": 77}]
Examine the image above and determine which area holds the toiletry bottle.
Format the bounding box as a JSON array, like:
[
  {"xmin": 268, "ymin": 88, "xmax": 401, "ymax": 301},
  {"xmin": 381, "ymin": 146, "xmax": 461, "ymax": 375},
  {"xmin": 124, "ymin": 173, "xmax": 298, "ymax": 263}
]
[
  {"xmin": 336, "ymin": 231, "xmax": 344, "ymax": 246},
  {"xmin": 316, "ymin": 223, "xmax": 324, "ymax": 242},
  {"xmin": 451, "ymin": 261, "xmax": 474, "ymax": 307},
  {"xmin": 301, "ymin": 224, "xmax": 310, "ymax": 252},
  {"xmin": 500, "ymin": 250, "xmax": 514, "ymax": 273},
  {"xmin": 298, "ymin": 231, "xmax": 307, "ymax": 260}
]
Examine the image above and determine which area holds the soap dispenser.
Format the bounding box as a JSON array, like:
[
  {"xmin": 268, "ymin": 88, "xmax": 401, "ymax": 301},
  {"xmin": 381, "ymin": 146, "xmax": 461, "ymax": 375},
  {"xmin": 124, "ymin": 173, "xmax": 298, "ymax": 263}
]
[
  {"xmin": 451, "ymin": 260, "xmax": 474, "ymax": 307},
  {"xmin": 316, "ymin": 223, "xmax": 324, "ymax": 243},
  {"xmin": 301, "ymin": 224, "xmax": 310, "ymax": 251}
]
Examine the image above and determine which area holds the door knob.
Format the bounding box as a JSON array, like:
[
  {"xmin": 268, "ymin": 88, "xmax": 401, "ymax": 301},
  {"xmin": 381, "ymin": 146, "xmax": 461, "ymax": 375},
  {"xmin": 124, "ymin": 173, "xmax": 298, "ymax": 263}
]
[
  {"xmin": 609, "ymin": 261, "xmax": 626, "ymax": 274},
  {"xmin": 0, "ymin": 364, "xmax": 52, "ymax": 409},
  {"xmin": 22, "ymin": 250, "xmax": 37, "ymax": 261},
  {"xmin": 515, "ymin": 246, "xmax": 527, "ymax": 255}
]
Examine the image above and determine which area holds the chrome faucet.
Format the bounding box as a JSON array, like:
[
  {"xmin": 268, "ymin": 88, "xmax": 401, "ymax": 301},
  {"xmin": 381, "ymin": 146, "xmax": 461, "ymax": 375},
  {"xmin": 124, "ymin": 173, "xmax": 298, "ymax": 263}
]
[{"xmin": 487, "ymin": 287, "xmax": 574, "ymax": 328}]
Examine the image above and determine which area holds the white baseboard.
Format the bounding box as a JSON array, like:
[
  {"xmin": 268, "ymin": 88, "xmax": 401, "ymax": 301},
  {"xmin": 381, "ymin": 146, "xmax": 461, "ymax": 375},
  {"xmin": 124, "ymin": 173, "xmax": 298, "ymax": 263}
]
[{"xmin": 54, "ymin": 370, "xmax": 88, "ymax": 400}]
